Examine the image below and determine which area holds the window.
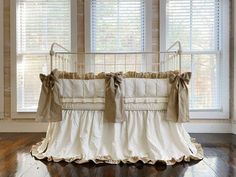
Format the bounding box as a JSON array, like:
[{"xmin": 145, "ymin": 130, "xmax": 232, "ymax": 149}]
[
  {"xmin": 85, "ymin": 0, "xmax": 151, "ymax": 73},
  {"xmin": 12, "ymin": 0, "xmax": 76, "ymax": 114},
  {"xmin": 0, "ymin": 0, "xmax": 3, "ymax": 118},
  {"xmin": 161, "ymin": 0, "xmax": 229, "ymax": 118},
  {"xmin": 91, "ymin": 0, "xmax": 145, "ymax": 52}
]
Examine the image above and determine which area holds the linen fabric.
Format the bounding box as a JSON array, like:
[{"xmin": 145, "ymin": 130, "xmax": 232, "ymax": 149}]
[
  {"xmin": 32, "ymin": 70, "xmax": 203, "ymax": 165},
  {"xmin": 31, "ymin": 109, "xmax": 203, "ymax": 165},
  {"xmin": 36, "ymin": 70, "xmax": 191, "ymax": 123},
  {"xmin": 104, "ymin": 72, "xmax": 126, "ymax": 123},
  {"xmin": 56, "ymin": 70, "xmax": 179, "ymax": 79},
  {"xmin": 166, "ymin": 72, "xmax": 191, "ymax": 122},
  {"xmin": 36, "ymin": 71, "xmax": 62, "ymax": 122}
]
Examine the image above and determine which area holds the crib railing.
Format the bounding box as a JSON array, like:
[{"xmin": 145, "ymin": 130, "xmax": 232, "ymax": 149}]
[{"xmin": 49, "ymin": 41, "xmax": 182, "ymax": 74}]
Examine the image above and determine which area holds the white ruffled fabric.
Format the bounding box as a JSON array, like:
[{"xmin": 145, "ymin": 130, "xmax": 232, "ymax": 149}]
[{"xmin": 31, "ymin": 110, "xmax": 203, "ymax": 165}]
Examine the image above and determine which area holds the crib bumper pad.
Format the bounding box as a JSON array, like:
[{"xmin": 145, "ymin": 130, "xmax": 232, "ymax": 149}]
[{"xmin": 36, "ymin": 70, "xmax": 191, "ymax": 123}]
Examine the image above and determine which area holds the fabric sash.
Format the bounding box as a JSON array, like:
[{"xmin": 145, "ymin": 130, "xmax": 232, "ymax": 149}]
[
  {"xmin": 36, "ymin": 70, "xmax": 62, "ymax": 122},
  {"xmin": 104, "ymin": 72, "xmax": 126, "ymax": 123},
  {"xmin": 166, "ymin": 72, "xmax": 191, "ymax": 123}
]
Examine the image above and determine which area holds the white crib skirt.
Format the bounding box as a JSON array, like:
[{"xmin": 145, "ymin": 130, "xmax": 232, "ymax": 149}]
[{"xmin": 31, "ymin": 110, "xmax": 203, "ymax": 165}]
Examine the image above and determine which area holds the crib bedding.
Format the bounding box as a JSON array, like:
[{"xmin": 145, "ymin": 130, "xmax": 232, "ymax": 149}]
[
  {"xmin": 36, "ymin": 70, "xmax": 191, "ymax": 123},
  {"xmin": 32, "ymin": 70, "xmax": 204, "ymax": 165},
  {"xmin": 58, "ymin": 78, "xmax": 170, "ymax": 111},
  {"xmin": 31, "ymin": 110, "xmax": 203, "ymax": 165},
  {"xmin": 57, "ymin": 78, "xmax": 171, "ymax": 98},
  {"xmin": 61, "ymin": 97, "xmax": 169, "ymax": 104},
  {"xmin": 61, "ymin": 102, "xmax": 168, "ymax": 111},
  {"xmin": 61, "ymin": 97, "xmax": 168, "ymax": 111}
]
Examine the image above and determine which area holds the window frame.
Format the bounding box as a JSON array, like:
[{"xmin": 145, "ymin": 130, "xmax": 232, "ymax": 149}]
[
  {"xmin": 10, "ymin": 0, "xmax": 78, "ymax": 119},
  {"xmin": 0, "ymin": 0, "xmax": 4, "ymax": 119},
  {"xmin": 84, "ymin": 0, "xmax": 152, "ymax": 53},
  {"xmin": 160, "ymin": 0, "xmax": 229, "ymax": 119}
]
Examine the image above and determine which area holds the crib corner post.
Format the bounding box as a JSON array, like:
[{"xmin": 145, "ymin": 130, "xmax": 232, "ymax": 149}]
[{"xmin": 49, "ymin": 50, "xmax": 54, "ymax": 73}]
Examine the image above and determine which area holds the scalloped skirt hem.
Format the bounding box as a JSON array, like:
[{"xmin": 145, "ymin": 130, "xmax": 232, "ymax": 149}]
[{"xmin": 30, "ymin": 138, "xmax": 204, "ymax": 166}]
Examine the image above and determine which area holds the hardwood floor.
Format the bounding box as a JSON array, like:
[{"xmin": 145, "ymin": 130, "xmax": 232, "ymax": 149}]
[{"xmin": 0, "ymin": 133, "xmax": 235, "ymax": 177}]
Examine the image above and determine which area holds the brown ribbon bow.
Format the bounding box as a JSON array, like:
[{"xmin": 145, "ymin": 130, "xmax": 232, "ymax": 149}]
[
  {"xmin": 104, "ymin": 72, "xmax": 126, "ymax": 123},
  {"xmin": 166, "ymin": 72, "xmax": 191, "ymax": 123},
  {"xmin": 36, "ymin": 70, "xmax": 62, "ymax": 122}
]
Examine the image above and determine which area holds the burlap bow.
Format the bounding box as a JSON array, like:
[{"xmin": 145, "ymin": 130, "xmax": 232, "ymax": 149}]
[
  {"xmin": 36, "ymin": 70, "xmax": 62, "ymax": 122},
  {"xmin": 104, "ymin": 72, "xmax": 126, "ymax": 123},
  {"xmin": 166, "ymin": 72, "xmax": 191, "ymax": 123}
]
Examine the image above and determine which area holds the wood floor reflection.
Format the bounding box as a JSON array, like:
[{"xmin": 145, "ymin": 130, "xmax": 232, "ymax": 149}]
[{"xmin": 0, "ymin": 133, "xmax": 235, "ymax": 177}]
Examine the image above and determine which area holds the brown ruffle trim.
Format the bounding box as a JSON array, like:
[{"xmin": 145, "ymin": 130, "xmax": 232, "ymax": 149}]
[
  {"xmin": 54, "ymin": 70, "xmax": 180, "ymax": 80},
  {"xmin": 30, "ymin": 137, "xmax": 203, "ymax": 165}
]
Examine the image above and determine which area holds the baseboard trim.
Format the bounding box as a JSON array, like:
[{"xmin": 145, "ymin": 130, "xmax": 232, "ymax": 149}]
[
  {"xmin": 0, "ymin": 120, "xmax": 48, "ymax": 132},
  {"xmin": 232, "ymin": 124, "xmax": 236, "ymax": 135},
  {"xmin": 0, "ymin": 120, "xmax": 233, "ymax": 133},
  {"xmin": 184, "ymin": 122, "xmax": 232, "ymax": 133}
]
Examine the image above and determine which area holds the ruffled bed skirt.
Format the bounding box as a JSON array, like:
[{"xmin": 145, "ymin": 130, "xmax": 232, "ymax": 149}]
[{"xmin": 31, "ymin": 110, "xmax": 203, "ymax": 165}]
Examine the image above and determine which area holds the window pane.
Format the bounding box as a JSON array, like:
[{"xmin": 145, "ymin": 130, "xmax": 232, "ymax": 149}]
[
  {"xmin": 191, "ymin": 0, "xmax": 220, "ymax": 51},
  {"xmin": 167, "ymin": 0, "xmax": 191, "ymax": 50},
  {"xmin": 190, "ymin": 54, "xmax": 220, "ymax": 110},
  {"xmin": 167, "ymin": 0, "xmax": 220, "ymax": 51},
  {"xmin": 17, "ymin": 55, "xmax": 50, "ymax": 112},
  {"xmin": 17, "ymin": 0, "xmax": 71, "ymax": 53},
  {"xmin": 91, "ymin": 0, "xmax": 145, "ymax": 52},
  {"xmin": 180, "ymin": 54, "xmax": 220, "ymax": 110}
]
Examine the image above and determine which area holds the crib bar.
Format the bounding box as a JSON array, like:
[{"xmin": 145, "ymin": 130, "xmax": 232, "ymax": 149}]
[{"xmin": 49, "ymin": 41, "xmax": 182, "ymax": 74}]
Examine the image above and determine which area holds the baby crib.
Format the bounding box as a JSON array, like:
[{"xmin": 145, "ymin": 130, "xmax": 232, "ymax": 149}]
[{"xmin": 31, "ymin": 41, "xmax": 203, "ymax": 165}]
